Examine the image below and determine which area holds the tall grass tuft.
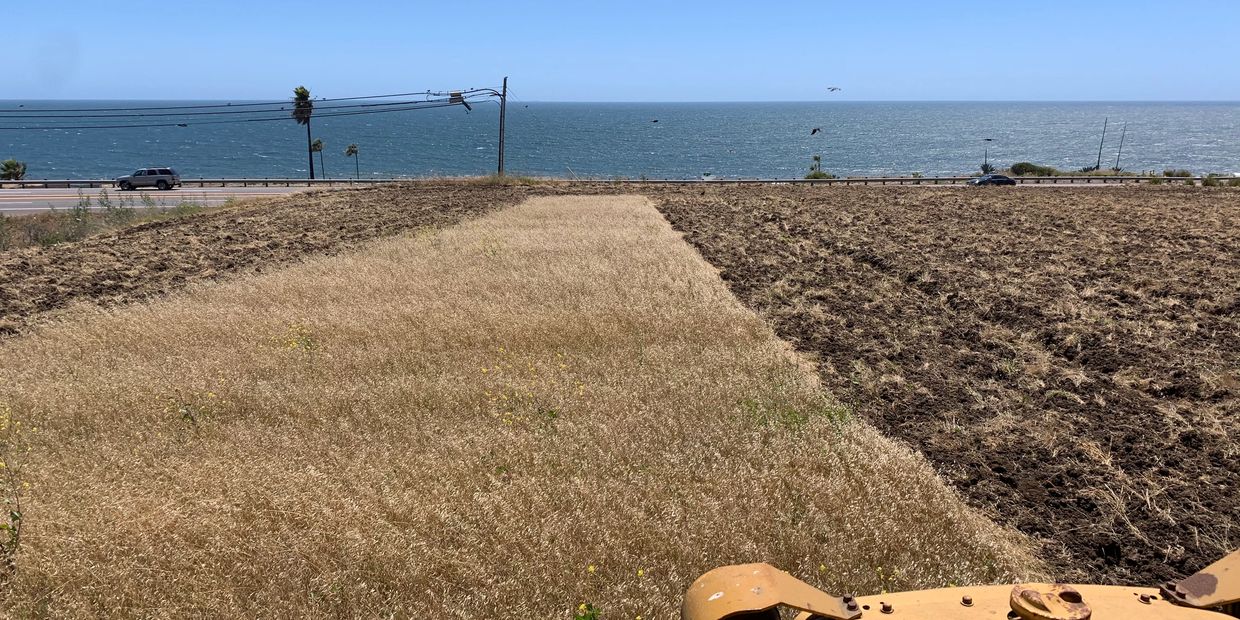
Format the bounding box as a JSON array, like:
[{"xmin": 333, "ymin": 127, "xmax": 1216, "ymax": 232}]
[{"xmin": 0, "ymin": 199, "xmax": 211, "ymax": 251}]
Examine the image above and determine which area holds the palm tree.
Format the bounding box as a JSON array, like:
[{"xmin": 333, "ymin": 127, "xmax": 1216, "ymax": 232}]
[
  {"xmin": 345, "ymin": 144, "xmax": 359, "ymax": 180},
  {"xmin": 291, "ymin": 86, "xmax": 315, "ymax": 179},
  {"xmin": 312, "ymin": 139, "xmax": 325, "ymax": 179}
]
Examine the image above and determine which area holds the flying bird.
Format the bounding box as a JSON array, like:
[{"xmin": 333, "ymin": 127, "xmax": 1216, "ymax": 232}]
[
  {"xmin": 827, "ymin": 86, "xmax": 842, "ymax": 92},
  {"xmin": 810, "ymin": 128, "xmax": 822, "ymax": 135},
  {"xmin": 982, "ymin": 138, "xmax": 995, "ymax": 142},
  {"xmin": 651, "ymin": 119, "xmax": 659, "ymax": 123}
]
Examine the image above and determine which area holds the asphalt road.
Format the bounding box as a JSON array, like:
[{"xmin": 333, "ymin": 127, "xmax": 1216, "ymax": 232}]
[{"xmin": 0, "ymin": 186, "xmax": 309, "ymax": 215}]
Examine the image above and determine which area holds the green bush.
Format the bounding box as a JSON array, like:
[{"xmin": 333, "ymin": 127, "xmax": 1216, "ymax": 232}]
[
  {"xmin": 1010, "ymin": 162, "xmax": 1060, "ymax": 176},
  {"xmin": 1202, "ymin": 175, "xmax": 1221, "ymax": 187},
  {"xmin": 804, "ymin": 154, "xmax": 835, "ymax": 179},
  {"xmin": 0, "ymin": 159, "xmax": 26, "ymax": 181},
  {"xmin": 1229, "ymin": 178, "xmax": 1240, "ymax": 188}
]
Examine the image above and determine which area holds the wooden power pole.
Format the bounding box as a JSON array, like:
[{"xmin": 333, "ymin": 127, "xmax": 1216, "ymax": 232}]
[{"xmin": 498, "ymin": 77, "xmax": 508, "ymax": 177}]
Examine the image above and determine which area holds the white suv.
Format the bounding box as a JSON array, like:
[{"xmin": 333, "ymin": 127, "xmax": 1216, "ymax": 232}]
[{"xmin": 116, "ymin": 167, "xmax": 181, "ymax": 191}]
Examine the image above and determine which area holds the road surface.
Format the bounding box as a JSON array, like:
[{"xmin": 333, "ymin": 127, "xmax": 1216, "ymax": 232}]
[{"xmin": 0, "ymin": 186, "xmax": 309, "ymax": 215}]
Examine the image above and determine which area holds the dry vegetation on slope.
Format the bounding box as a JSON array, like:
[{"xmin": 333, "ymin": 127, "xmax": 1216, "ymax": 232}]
[
  {"xmin": 0, "ymin": 196, "xmax": 1037, "ymax": 617},
  {"xmin": 0, "ymin": 182, "xmax": 537, "ymax": 334},
  {"xmin": 654, "ymin": 184, "xmax": 1240, "ymax": 585}
]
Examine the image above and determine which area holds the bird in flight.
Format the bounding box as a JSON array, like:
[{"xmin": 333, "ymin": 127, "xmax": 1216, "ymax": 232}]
[
  {"xmin": 982, "ymin": 138, "xmax": 995, "ymax": 141},
  {"xmin": 810, "ymin": 128, "xmax": 822, "ymax": 135},
  {"xmin": 827, "ymin": 86, "xmax": 842, "ymax": 92}
]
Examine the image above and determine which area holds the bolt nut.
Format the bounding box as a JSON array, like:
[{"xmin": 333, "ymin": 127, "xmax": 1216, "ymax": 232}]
[
  {"xmin": 1139, "ymin": 594, "xmax": 1152, "ymax": 604},
  {"xmin": 961, "ymin": 595, "xmax": 974, "ymax": 607},
  {"xmin": 881, "ymin": 602, "xmax": 894, "ymax": 614},
  {"xmin": 846, "ymin": 601, "xmax": 859, "ymax": 611}
]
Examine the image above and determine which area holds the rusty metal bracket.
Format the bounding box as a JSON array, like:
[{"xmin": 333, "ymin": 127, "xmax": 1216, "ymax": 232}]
[
  {"xmin": 1009, "ymin": 584, "xmax": 1092, "ymax": 620},
  {"xmin": 1162, "ymin": 548, "xmax": 1240, "ymax": 611}
]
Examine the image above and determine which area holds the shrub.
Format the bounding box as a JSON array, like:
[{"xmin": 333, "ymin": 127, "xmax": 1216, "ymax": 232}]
[
  {"xmin": 0, "ymin": 159, "xmax": 26, "ymax": 181},
  {"xmin": 1202, "ymin": 175, "xmax": 1221, "ymax": 187},
  {"xmin": 1010, "ymin": 162, "xmax": 1059, "ymax": 176},
  {"xmin": 1229, "ymin": 178, "xmax": 1240, "ymax": 188},
  {"xmin": 980, "ymin": 162, "xmax": 996, "ymax": 175},
  {"xmin": 804, "ymin": 154, "xmax": 835, "ymax": 179}
]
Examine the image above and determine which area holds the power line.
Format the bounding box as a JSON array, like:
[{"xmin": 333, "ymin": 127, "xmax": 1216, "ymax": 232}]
[
  {"xmin": 0, "ymin": 100, "xmax": 468, "ymax": 131},
  {"xmin": 0, "ymin": 90, "xmax": 477, "ymax": 114},
  {"xmin": 0, "ymin": 97, "xmax": 458, "ymax": 119}
]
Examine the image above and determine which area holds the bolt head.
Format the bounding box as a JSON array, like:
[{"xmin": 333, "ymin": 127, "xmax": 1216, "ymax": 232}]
[
  {"xmin": 881, "ymin": 602, "xmax": 894, "ymax": 614},
  {"xmin": 961, "ymin": 595, "xmax": 973, "ymax": 606},
  {"xmin": 1139, "ymin": 594, "xmax": 1152, "ymax": 604},
  {"xmin": 846, "ymin": 601, "xmax": 859, "ymax": 611}
]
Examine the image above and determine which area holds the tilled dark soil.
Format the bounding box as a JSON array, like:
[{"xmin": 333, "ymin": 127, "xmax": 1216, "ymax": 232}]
[
  {"xmin": 652, "ymin": 184, "xmax": 1239, "ymax": 585},
  {"xmin": 0, "ymin": 182, "xmax": 544, "ymax": 333}
]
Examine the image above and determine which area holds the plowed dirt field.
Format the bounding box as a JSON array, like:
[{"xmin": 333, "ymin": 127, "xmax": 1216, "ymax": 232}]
[{"xmin": 654, "ymin": 184, "xmax": 1239, "ymax": 584}]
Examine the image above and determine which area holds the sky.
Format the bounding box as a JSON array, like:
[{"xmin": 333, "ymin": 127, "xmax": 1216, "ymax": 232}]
[{"xmin": 6, "ymin": 0, "xmax": 1239, "ymax": 102}]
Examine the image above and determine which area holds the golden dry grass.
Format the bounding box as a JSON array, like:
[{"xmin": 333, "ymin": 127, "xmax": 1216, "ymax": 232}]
[{"xmin": 0, "ymin": 195, "xmax": 1040, "ymax": 617}]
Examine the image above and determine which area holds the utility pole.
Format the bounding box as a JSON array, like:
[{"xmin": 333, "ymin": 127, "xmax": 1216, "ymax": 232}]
[
  {"xmin": 498, "ymin": 76, "xmax": 508, "ymax": 177},
  {"xmin": 1095, "ymin": 117, "xmax": 1108, "ymax": 171},
  {"xmin": 1114, "ymin": 122, "xmax": 1127, "ymax": 171}
]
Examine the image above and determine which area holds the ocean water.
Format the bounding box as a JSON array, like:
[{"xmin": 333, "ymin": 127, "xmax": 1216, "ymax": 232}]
[{"xmin": 1, "ymin": 101, "xmax": 1237, "ymax": 179}]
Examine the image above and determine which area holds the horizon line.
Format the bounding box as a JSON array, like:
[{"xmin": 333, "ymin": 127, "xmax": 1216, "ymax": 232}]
[{"xmin": 2, "ymin": 98, "xmax": 1239, "ymax": 105}]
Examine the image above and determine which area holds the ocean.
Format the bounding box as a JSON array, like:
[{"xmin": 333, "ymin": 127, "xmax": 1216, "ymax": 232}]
[{"xmin": 1, "ymin": 101, "xmax": 1237, "ymax": 180}]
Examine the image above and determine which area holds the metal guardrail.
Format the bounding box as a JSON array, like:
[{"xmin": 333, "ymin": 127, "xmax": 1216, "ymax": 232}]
[{"xmin": 0, "ymin": 176, "xmax": 1222, "ymax": 189}]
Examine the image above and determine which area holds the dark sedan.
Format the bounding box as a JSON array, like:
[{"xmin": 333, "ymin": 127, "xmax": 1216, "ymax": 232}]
[{"xmin": 968, "ymin": 174, "xmax": 1017, "ymax": 186}]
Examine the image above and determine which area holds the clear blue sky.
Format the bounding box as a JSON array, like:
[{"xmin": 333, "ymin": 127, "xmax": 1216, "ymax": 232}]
[{"xmin": 8, "ymin": 0, "xmax": 1239, "ymax": 101}]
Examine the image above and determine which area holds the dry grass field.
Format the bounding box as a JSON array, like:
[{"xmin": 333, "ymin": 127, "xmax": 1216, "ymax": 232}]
[
  {"xmin": 654, "ymin": 184, "xmax": 1240, "ymax": 585},
  {"xmin": 0, "ymin": 195, "xmax": 1037, "ymax": 617}
]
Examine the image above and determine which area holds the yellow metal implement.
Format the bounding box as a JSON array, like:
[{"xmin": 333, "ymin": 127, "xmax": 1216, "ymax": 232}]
[
  {"xmin": 682, "ymin": 563, "xmax": 860, "ymax": 620},
  {"xmin": 683, "ymin": 549, "xmax": 1240, "ymax": 620}
]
